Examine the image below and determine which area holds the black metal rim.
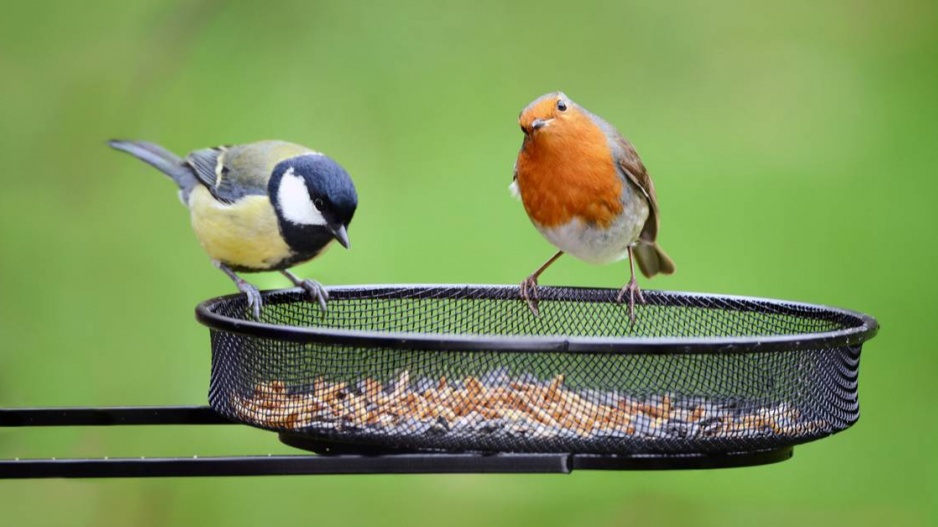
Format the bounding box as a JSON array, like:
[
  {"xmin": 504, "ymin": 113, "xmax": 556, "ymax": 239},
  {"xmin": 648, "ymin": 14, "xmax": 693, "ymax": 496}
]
[
  {"xmin": 0, "ymin": 407, "xmax": 796, "ymax": 475},
  {"xmin": 194, "ymin": 284, "xmax": 879, "ymax": 355},
  {"xmin": 277, "ymin": 432, "xmax": 794, "ymax": 471}
]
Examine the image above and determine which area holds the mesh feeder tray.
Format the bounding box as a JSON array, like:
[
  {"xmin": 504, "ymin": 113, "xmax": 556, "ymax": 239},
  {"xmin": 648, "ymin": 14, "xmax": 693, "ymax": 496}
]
[{"xmin": 196, "ymin": 285, "xmax": 877, "ymax": 460}]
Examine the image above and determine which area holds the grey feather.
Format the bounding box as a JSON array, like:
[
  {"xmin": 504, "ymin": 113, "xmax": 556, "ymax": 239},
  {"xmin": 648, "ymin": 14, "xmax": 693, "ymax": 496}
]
[
  {"xmin": 108, "ymin": 140, "xmax": 199, "ymax": 203},
  {"xmin": 186, "ymin": 141, "xmax": 313, "ymax": 203},
  {"xmin": 186, "ymin": 147, "xmax": 239, "ymax": 203},
  {"xmin": 186, "ymin": 148, "xmax": 222, "ymax": 189}
]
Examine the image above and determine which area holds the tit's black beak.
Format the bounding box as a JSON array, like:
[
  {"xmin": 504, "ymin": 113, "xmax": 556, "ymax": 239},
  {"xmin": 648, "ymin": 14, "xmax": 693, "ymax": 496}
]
[{"xmin": 330, "ymin": 224, "xmax": 350, "ymax": 249}]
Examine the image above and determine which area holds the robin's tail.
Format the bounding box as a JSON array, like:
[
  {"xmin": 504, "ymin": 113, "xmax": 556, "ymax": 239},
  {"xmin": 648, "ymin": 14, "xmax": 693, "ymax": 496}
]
[
  {"xmin": 108, "ymin": 140, "xmax": 198, "ymax": 202},
  {"xmin": 634, "ymin": 242, "xmax": 675, "ymax": 278}
]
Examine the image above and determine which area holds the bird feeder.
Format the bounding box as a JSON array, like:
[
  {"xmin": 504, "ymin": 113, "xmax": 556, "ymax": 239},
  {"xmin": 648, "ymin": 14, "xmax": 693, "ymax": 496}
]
[{"xmin": 0, "ymin": 285, "xmax": 877, "ymax": 477}]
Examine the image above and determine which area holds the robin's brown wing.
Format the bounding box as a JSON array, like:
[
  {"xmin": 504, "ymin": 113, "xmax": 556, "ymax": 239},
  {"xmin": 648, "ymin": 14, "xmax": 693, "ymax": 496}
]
[
  {"xmin": 580, "ymin": 108, "xmax": 661, "ymax": 242},
  {"xmin": 611, "ymin": 134, "xmax": 660, "ymax": 242}
]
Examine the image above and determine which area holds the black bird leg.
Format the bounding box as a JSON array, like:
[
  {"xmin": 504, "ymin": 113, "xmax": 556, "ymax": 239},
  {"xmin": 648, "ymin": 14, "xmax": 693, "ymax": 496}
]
[
  {"xmin": 281, "ymin": 269, "xmax": 329, "ymax": 313},
  {"xmin": 213, "ymin": 260, "xmax": 263, "ymax": 320}
]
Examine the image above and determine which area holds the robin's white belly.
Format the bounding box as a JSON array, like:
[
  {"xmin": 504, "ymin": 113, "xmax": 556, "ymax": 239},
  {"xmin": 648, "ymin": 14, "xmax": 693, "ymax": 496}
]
[{"xmin": 536, "ymin": 204, "xmax": 649, "ymax": 265}]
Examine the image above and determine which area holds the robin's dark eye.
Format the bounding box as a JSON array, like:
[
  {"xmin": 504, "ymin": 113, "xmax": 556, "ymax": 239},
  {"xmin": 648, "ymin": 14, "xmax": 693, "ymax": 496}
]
[{"xmin": 556, "ymin": 100, "xmax": 568, "ymax": 112}]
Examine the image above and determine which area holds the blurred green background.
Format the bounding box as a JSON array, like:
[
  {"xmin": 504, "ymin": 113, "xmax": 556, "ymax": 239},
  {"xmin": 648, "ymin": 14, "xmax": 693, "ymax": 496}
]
[{"xmin": 1, "ymin": 0, "xmax": 935, "ymax": 525}]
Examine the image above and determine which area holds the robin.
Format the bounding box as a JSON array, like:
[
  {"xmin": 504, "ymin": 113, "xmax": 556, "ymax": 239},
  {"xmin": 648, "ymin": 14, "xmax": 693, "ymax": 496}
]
[{"xmin": 510, "ymin": 92, "xmax": 675, "ymax": 322}]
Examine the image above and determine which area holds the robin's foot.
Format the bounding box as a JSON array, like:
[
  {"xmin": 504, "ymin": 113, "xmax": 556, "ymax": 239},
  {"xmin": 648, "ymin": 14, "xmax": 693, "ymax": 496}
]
[
  {"xmin": 518, "ymin": 251, "xmax": 564, "ymax": 318},
  {"xmin": 520, "ymin": 275, "xmax": 541, "ymax": 317},
  {"xmin": 616, "ymin": 277, "xmax": 646, "ymax": 325},
  {"xmin": 236, "ymin": 280, "xmax": 263, "ymax": 320}
]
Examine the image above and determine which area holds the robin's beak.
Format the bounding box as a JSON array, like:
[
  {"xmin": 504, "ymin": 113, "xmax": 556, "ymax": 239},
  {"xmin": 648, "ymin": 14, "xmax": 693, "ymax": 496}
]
[
  {"xmin": 330, "ymin": 224, "xmax": 350, "ymax": 249},
  {"xmin": 531, "ymin": 118, "xmax": 553, "ymax": 131}
]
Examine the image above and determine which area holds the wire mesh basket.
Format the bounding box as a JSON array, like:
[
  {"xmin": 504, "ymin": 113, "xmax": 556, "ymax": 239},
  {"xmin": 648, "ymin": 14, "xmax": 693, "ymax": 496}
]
[{"xmin": 196, "ymin": 285, "xmax": 878, "ymax": 456}]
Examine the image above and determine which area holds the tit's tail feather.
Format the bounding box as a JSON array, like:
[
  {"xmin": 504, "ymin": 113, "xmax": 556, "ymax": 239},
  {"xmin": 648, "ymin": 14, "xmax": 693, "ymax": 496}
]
[
  {"xmin": 634, "ymin": 242, "xmax": 675, "ymax": 279},
  {"xmin": 108, "ymin": 140, "xmax": 198, "ymax": 200}
]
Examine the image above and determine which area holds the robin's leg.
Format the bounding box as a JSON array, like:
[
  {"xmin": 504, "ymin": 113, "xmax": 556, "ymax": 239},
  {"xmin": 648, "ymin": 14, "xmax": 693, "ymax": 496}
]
[
  {"xmin": 616, "ymin": 246, "xmax": 646, "ymax": 324},
  {"xmin": 213, "ymin": 260, "xmax": 263, "ymax": 320},
  {"xmin": 520, "ymin": 250, "xmax": 564, "ymax": 317},
  {"xmin": 281, "ymin": 269, "xmax": 329, "ymax": 313}
]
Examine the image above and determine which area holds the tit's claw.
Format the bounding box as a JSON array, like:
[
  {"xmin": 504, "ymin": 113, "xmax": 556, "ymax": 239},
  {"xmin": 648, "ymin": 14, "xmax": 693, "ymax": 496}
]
[
  {"xmin": 213, "ymin": 260, "xmax": 263, "ymax": 319},
  {"xmin": 519, "ymin": 275, "xmax": 541, "ymax": 317},
  {"xmin": 298, "ymin": 279, "xmax": 329, "ymax": 314},
  {"xmin": 236, "ymin": 280, "xmax": 263, "ymax": 320},
  {"xmin": 280, "ymin": 270, "xmax": 329, "ymax": 314},
  {"xmin": 616, "ymin": 278, "xmax": 645, "ymax": 325}
]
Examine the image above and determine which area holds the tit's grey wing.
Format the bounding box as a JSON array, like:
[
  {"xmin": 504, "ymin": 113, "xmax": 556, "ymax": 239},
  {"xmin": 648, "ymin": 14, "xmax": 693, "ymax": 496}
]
[
  {"xmin": 188, "ymin": 141, "xmax": 317, "ymax": 204},
  {"xmin": 186, "ymin": 146, "xmax": 244, "ymax": 203}
]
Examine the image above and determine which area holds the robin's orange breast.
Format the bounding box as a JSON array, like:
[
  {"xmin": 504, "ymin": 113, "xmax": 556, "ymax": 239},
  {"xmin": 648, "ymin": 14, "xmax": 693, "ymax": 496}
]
[{"xmin": 515, "ymin": 121, "xmax": 624, "ymax": 230}]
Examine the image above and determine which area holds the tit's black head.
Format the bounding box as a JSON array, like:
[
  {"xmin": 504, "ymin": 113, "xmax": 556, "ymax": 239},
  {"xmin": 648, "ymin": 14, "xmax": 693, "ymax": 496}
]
[
  {"xmin": 269, "ymin": 153, "xmax": 358, "ymax": 256},
  {"xmin": 286, "ymin": 154, "xmax": 357, "ymax": 226}
]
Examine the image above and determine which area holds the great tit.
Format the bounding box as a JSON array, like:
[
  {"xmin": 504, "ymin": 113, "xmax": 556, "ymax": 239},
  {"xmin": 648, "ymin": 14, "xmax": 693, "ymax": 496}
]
[{"xmin": 109, "ymin": 139, "xmax": 358, "ymax": 319}]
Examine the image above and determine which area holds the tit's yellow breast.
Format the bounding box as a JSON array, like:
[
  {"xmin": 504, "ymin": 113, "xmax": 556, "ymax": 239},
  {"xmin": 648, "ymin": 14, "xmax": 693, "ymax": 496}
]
[{"xmin": 188, "ymin": 186, "xmax": 293, "ymax": 271}]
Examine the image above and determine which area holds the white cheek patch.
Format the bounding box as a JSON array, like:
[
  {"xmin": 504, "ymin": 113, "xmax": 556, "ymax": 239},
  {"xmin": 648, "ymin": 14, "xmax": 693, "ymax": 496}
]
[{"xmin": 277, "ymin": 168, "xmax": 327, "ymax": 226}]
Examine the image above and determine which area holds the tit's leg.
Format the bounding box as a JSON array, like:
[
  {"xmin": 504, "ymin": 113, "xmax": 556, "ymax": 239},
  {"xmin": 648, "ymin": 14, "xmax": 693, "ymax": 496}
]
[
  {"xmin": 213, "ymin": 260, "xmax": 263, "ymax": 320},
  {"xmin": 616, "ymin": 246, "xmax": 646, "ymax": 325},
  {"xmin": 520, "ymin": 250, "xmax": 564, "ymax": 317},
  {"xmin": 281, "ymin": 269, "xmax": 329, "ymax": 313}
]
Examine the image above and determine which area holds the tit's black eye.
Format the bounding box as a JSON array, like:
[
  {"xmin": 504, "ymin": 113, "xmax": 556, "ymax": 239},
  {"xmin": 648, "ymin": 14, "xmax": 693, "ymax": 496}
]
[
  {"xmin": 556, "ymin": 100, "xmax": 568, "ymax": 112},
  {"xmin": 313, "ymin": 198, "xmax": 324, "ymax": 209}
]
